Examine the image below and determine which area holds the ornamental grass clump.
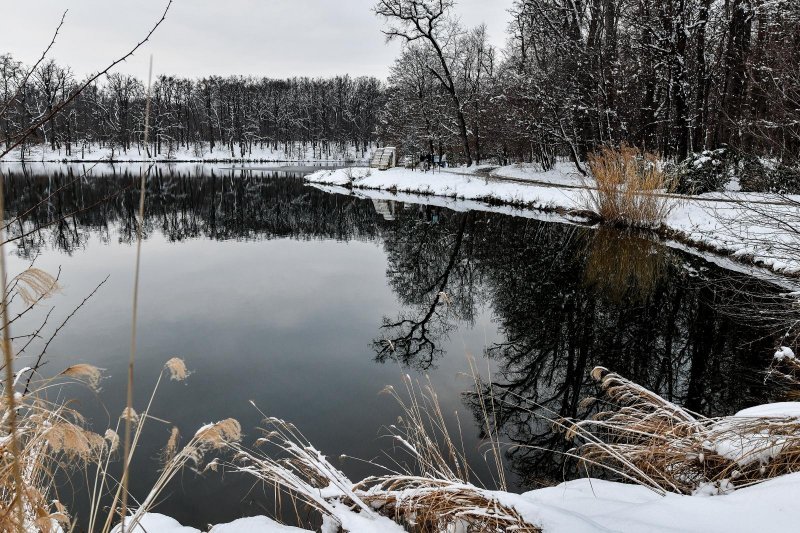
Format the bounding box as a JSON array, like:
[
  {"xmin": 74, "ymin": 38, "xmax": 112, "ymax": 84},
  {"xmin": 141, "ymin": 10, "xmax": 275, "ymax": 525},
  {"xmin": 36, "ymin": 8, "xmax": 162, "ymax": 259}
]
[
  {"xmin": 585, "ymin": 144, "xmax": 676, "ymax": 229},
  {"xmin": 564, "ymin": 367, "xmax": 800, "ymax": 495}
]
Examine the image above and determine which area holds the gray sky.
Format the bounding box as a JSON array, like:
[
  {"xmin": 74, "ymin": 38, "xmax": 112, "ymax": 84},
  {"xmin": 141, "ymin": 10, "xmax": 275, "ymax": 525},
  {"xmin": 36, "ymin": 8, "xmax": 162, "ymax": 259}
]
[{"xmin": 0, "ymin": 0, "xmax": 514, "ymax": 80}]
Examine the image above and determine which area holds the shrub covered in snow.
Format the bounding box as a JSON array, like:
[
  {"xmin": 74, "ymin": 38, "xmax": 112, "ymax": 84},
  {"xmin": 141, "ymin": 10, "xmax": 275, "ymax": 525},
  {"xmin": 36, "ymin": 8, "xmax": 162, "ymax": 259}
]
[
  {"xmin": 766, "ymin": 163, "xmax": 800, "ymax": 194},
  {"xmin": 666, "ymin": 149, "xmax": 732, "ymax": 194},
  {"xmin": 737, "ymin": 154, "xmax": 772, "ymax": 192},
  {"xmin": 737, "ymin": 156, "xmax": 800, "ymax": 194}
]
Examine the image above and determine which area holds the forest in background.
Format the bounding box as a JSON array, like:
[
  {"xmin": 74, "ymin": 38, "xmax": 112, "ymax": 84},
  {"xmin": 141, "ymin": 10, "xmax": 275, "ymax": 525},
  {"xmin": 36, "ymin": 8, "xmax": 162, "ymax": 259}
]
[
  {"xmin": 0, "ymin": 58, "xmax": 385, "ymax": 159},
  {"xmin": 1, "ymin": 0, "xmax": 799, "ymax": 168},
  {"xmin": 380, "ymin": 0, "xmax": 800, "ymax": 169}
]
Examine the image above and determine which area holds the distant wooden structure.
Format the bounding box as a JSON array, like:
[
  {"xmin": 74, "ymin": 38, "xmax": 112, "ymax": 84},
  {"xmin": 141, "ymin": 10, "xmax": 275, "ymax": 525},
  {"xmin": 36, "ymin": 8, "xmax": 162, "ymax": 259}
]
[{"xmin": 370, "ymin": 147, "xmax": 397, "ymax": 170}]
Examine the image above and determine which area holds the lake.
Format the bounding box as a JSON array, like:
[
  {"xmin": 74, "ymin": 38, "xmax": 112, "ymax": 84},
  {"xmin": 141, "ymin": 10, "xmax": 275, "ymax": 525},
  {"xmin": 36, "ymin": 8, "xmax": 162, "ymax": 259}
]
[{"xmin": 2, "ymin": 163, "xmax": 791, "ymax": 529}]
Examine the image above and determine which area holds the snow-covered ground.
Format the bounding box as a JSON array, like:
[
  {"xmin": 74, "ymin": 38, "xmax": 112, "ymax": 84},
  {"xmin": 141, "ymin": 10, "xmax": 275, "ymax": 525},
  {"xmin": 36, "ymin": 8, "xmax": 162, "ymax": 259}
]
[
  {"xmin": 305, "ymin": 166, "xmax": 582, "ymax": 207},
  {"xmin": 513, "ymin": 471, "xmax": 800, "ymax": 532},
  {"xmin": 1, "ymin": 142, "xmax": 374, "ymax": 163},
  {"xmin": 128, "ymin": 470, "xmax": 800, "ymax": 532},
  {"xmin": 118, "ymin": 514, "xmax": 308, "ymax": 533},
  {"xmin": 306, "ymin": 166, "xmax": 800, "ymax": 275},
  {"xmin": 490, "ymin": 162, "xmax": 587, "ymax": 187}
]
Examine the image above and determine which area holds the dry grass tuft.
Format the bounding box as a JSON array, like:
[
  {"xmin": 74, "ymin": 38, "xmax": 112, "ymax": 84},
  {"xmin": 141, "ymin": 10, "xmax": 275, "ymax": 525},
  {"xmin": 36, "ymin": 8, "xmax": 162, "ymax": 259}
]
[
  {"xmin": 0, "ymin": 390, "xmax": 113, "ymax": 531},
  {"xmin": 105, "ymin": 429, "xmax": 120, "ymax": 453},
  {"xmin": 194, "ymin": 419, "xmax": 242, "ymax": 450},
  {"xmin": 119, "ymin": 407, "xmax": 139, "ymax": 423},
  {"xmin": 60, "ymin": 364, "xmax": 104, "ymax": 391},
  {"xmin": 163, "ymin": 427, "xmax": 180, "ymax": 462},
  {"xmin": 12, "ymin": 268, "xmax": 60, "ymax": 306},
  {"xmin": 358, "ymin": 477, "xmax": 537, "ymax": 532},
  {"xmin": 564, "ymin": 367, "xmax": 800, "ymax": 495},
  {"xmin": 43, "ymin": 422, "xmax": 106, "ymax": 459},
  {"xmin": 584, "ymin": 144, "xmax": 676, "ymax": 229},
  {"xmin": 164, "ymin": 358, "xmax": 190, "ymax": 381},
  {"xmin": 223, "ymin": 379, "xmax": 542, "ymax": 533}
]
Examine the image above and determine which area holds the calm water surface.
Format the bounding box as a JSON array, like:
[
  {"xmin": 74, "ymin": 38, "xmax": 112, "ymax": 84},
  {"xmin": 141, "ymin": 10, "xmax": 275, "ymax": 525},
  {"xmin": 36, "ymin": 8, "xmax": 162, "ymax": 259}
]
[{"xmin": 2, "ymin": 164, "xmax": 790, "ymax": 529}]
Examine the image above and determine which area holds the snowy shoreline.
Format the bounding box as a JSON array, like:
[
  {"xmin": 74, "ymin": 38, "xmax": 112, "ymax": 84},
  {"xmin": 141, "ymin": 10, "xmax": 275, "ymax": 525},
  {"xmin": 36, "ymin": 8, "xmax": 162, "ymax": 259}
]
[
  {"xmin": 0, "ymin": 142, "xmax": 373, "ymax": 164},
  {"xmin": 305, "ymin": 165, "xmax": 800, "ymax": 277},
  {"xmin": 132, "ymin": 470, "xmax": 800, "ymax": 532}
]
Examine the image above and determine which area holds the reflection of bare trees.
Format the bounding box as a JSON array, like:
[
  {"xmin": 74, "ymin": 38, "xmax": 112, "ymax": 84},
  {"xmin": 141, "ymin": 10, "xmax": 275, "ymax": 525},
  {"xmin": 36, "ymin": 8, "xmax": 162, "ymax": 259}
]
[
  {"xmin": 3, "ymin": 167, "xmax": 385, "ymax": 257},
  {"xmin": 475, "ymin": 234, "xmax": 785, "ymax": 485},
  {"xmin": 374, "ymin": 215, "xmax": 470, "ymax": 367},
  {"xmin": 710, "ymin": 195, "xmax": 800, "ymax": 345},
  {"xmin": 373, "ymin": 209, "xmax": 790, "ymax": 487}
]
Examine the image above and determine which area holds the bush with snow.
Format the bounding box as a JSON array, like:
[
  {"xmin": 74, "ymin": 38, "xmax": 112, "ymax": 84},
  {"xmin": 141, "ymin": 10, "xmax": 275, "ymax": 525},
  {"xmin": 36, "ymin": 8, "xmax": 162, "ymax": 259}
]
[{"xmin": 666, "ymin": 148, "xmax": 732, "ymax": 194}]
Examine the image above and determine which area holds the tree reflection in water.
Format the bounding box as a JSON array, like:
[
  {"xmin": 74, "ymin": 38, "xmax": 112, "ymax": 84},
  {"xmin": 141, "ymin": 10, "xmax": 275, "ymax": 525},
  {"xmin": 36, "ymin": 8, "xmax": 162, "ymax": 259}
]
[
  {"xmin": 3, "ymin": 165, "xmax": 385, "ymax": 257},
  {"xmin": 374, "ymin": 204, "xmax": 787, "ymax": 489}
]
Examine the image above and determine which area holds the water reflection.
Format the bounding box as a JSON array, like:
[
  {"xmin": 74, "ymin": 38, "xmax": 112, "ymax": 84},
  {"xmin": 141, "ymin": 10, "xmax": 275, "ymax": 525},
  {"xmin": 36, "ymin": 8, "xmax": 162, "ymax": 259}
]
[
  {"xmin": 2, "ymin": 166, "xmax": 791, "ymax": 518},
  {"xmin": 370, "ymin": 200, "xmax": 786, "ymax": 487},
  {"xmin": 375, "ymin": 212, "xmax": 477, "ymax": 368},
  {"xmin": 3, "ymin": 165, "xmax": 383, "ymax": 257},
  {"xmin": 583, "ymin": 228, "xmax": 671, "ymax": 303}
]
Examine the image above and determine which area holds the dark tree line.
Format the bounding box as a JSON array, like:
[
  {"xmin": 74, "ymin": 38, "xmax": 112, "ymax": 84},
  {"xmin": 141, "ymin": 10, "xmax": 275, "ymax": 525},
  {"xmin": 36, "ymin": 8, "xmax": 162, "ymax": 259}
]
[
  {"xmin": 0, "ymin": 54, "xmax": 385, "ymax": 160},
  {"xmin": 378, "ymin": 0, "xmax": 800, "ymax": 167}
]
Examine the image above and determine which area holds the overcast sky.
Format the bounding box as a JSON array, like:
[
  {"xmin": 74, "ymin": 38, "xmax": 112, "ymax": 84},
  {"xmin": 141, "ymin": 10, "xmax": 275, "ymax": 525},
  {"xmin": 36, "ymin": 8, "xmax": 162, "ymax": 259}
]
[{"xmin": 0, "ymin": 0, "xmax": 514, "ymax": 80}]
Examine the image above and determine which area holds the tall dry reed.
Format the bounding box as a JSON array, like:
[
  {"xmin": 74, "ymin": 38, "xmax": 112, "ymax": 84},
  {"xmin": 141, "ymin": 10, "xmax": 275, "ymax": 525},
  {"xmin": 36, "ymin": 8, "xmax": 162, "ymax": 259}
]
[
  {"xmin": 120, "ymin": 54, "xmax": 154, "ymax": 533},
  {"xmin": 584, "ymin": 144, "xmax": 676, "ymax": 228},
  {"xmin": 222, "ymin": 376, "xmax": 542, "ymax": 532}
]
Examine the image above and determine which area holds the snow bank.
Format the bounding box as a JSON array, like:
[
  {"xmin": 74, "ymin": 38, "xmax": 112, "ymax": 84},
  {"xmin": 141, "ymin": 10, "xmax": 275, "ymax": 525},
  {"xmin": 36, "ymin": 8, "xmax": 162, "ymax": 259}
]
[
  {"xmin": 735, "ymin": 402, "xmax": 800, "ymax": 419},
  {"xmin": 667, "ymin": 195, "xmax": 800, "ymax": 274},
  {"xmin": 306, "ymin": 166, "xmax": 800, "ymax": 275},
  {"xmin": 305, "ymin": 166, "xmax": 582, "ymax": 209},
  {"xmin": 117, "ymin": 514, "xmax": 310, "ymax": 533},
  {"xmin": 113, "ymin": 514, "xmax": 201, "ymax": 533},
  {"xmin": 509, "ymin": 472, "xmax": 800, "ymax": 532},
  {"xmin": 135, "ymin": 471, "xmax": 800, "ymax": 532},
  {"xmin": 124, "ymin": 510, "xmax": 402, "ymax": 533},
  {"xmin": 209, "ymin": 516, "xmax": 309, "ymax": 532}
]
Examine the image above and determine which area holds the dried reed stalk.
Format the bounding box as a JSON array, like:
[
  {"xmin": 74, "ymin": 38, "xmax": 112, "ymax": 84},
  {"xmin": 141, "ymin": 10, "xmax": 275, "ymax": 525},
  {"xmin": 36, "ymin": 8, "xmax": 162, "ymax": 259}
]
[
  {"xmin": 120, "ymin": 55, "xmax": 154, "ymax": 533},
  {"xmin": 224, "ymin": 377, "xmax": 542, "ymax": 532},
  {"xmin": 0, "ymin": 161, "xmax": 26, "ymax": 532}
]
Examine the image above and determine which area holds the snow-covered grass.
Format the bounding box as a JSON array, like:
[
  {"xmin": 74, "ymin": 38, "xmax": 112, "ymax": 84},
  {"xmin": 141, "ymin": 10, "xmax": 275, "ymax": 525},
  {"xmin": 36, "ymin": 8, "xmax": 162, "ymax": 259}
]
[
  {"xmin": 126, "ymin": 367, "xmax": 800, "ymax": 533},
  {"xmin": 2, "ymin": 142, "xmax": 374, "ymax": 163},
  {"xmin": 568, "ymin": 368, "xmax": 800, "ymax": 496},
  {"xmin": 306, "ymin": 165, "xmax": 800, "ymax": 275}
]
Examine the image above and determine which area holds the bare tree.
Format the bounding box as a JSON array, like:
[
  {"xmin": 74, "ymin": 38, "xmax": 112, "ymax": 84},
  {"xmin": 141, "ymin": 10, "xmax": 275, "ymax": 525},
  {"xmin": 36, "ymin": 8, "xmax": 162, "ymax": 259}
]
[{"xmin": 375, "ymin": 0, "xmax": 474, "ymax": 166}]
